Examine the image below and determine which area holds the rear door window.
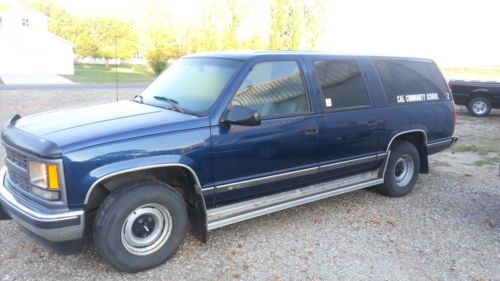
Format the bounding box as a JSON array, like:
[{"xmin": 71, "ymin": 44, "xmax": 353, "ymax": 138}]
[
  {"xmin": 314, "ymin": 60, "xmax": 370, "ymax": 110},
  {"xmin": 374, "ymin": 60, "xmax": 451, "ymax": 105}
]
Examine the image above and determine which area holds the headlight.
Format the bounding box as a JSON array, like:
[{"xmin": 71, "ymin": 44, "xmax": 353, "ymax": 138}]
[{"xmin": 28, "ymin": 161, "xmax": 61, "ymax": 200}]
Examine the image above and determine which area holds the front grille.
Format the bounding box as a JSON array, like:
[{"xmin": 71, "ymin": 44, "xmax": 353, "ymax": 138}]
[
  {"xmin": 3, "ymin": 144, "xmax": 66, "ymax": 206},
  {"xmin": 5, "ymin": 148, "xmax": 28, "ymax": 170},
  {"xmin": 6, "ymin": 169, "xmax": 30, "ymax": 192},
  {"xmin": 4, "ymin": 145, "xmax": 31, "ymax": 194}
]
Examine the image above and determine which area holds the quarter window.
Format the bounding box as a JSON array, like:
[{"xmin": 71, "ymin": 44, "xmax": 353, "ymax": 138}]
[
  {"xmin": 231, "ymin": 61, "xmax": 309, "ymax": 118},
  {"xmin": 314, "ymin": 60, "xmax": 370, "ymax": 110},
  {"xmin": 375, "ymin": 60, "xmax": 450, "ymax": 104}
]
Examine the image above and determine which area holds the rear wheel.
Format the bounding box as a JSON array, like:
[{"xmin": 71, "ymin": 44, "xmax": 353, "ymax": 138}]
[
  {"xmin": 467, "ymin": 97, "xmax": 491, "ymax": 117},
  {"xmin": 377, "ymin": 141, "xmax": 420, "ymax": 197},
  {"xmin": 93, "ymin": 180, "xmax": 188, "ymax": 272}
]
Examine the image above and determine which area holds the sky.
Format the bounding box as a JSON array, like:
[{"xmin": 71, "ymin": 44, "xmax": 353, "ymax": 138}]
[
  {"xmin": 319, "ymin": 0, "xmax": 500, "ymax": 66},
  {"xmin": 47, "ymin": 0, "xmax": 500, "ymax": 66}
]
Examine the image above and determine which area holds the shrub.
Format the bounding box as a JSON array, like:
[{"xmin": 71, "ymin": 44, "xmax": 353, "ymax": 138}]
[{"xmin": 145, "ymin": 47, "xmax": 169, "ymax": 75}]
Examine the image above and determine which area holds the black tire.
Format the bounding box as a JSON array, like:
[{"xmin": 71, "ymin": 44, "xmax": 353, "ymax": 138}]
[
  {"xmin": 377, "ymin": 141, "xmax": 420, "ymax": 197},
  {"xmin": 93, "ymin": 180, "xmax": 188, "ymax": 273},
  {"xmin": 467, "ymin": 97, "xmax": 492, "ymax": 117}
]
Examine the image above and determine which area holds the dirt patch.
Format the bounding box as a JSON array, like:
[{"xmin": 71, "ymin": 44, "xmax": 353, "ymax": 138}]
[{"xmin": 430, "ymin": 108, "xmax": 500, "ymax": 182}]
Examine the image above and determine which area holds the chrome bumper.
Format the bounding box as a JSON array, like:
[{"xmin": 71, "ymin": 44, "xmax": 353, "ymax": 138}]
[{"xmin": 0, "ymin": 166, "xmax": 85, "ymax": 242}]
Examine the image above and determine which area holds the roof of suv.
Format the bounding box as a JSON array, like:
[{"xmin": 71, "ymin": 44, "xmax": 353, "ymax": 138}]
[{"xmin": 185, "ymin": 50, "xmax": 434, "ymax": 62}]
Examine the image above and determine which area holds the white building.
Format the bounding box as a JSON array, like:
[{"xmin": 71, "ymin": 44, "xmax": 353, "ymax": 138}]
[{"xmin": 0, "ymin": 5, "xmax": 75, "ymax": 75}]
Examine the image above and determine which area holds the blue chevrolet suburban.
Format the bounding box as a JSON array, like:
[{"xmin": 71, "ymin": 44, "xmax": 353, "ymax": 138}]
[{"xmin": 0, "ymin": 51, "xmax": 457, "ymax": 272}]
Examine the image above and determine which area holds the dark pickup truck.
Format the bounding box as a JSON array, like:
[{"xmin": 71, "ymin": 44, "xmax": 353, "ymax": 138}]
[
  {"xmin": 1, "ymin": 51, "xmax": 457, "ymax": 272},
  {"xmin": 449, "ymin": 80, "xmax": 500, "ymax": 117}
]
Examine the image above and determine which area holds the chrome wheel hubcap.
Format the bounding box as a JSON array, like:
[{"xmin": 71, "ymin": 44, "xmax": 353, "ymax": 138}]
[
  {"xmin": 472, "ymin": 101, "xmax": 487, "ymax": 114},
  {"xmin": 121, "ymin": 203, "xmax": 172, "ymax": 256},
  {"xmin": 394, "ymin": 154, "xmax": 414, "ymax": 187}
]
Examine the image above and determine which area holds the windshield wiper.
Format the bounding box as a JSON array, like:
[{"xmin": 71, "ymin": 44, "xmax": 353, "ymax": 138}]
[
  {"xmin": 134, "ymin": 95, "xmax": 144, "ymax": 103},
  {"xmin": 153, "ymin": 96, "xmax": 184, "ymax": 113}
]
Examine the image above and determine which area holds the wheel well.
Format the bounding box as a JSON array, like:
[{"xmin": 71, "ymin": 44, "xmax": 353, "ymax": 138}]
[
  {"xmin": 85, "ymin": 166, "xmax": 207, "ymax": 242},
  {"xmin": 389, "ymin": 132, "xmax": 429, "ymax": 174},
  {"xmin": 468, "ymin": 91, "xmax": 493, "ymax": 103}
]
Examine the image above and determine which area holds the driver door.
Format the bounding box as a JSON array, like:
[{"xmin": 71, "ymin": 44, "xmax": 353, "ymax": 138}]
[{"xmin": 210, "ymin": 59, "xmax": 320, "ymax": 205}]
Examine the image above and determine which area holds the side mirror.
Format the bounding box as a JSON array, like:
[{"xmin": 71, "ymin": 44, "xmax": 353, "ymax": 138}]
[{"xmin": 224, "ymin": 106, "xmax": 261, "ymax": 126}]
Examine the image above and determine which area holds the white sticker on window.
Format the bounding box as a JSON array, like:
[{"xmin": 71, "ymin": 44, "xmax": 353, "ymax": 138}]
[
  {"xmin": 396, "ymin": 92, "xmax": 440, "ymax": 103},
  {"xmin": 397, "ymin": 95, "xmax": 405, "ymax": 103},
  {"xmin": 325, "ymin": 98, "xmax": 332, "ymax": 107},
  {"xmin": 426, "ymin": 93, "xmax": 439, "ymax": 100}
]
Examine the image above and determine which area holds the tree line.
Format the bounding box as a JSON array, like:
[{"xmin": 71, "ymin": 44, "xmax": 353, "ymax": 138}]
[{"xmin": 26, "ymin": 0, "xmax": 326, "ymax": 74}]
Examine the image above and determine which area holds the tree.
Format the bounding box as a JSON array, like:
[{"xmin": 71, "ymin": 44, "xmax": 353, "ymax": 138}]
[
  {"xmin": 25, "ymin": 0, "xmax": 93, "ymax": 56},
  {"xmin": 140, "ymin": 0, "xmax": 183, "ymax": 74},
  {"xmin": 26, "ymin": 0, "xmax": 74, "ymax": 39},
  {"xmin": 269, "ymin": 0, "xmax": 326, "ymax": 50},
  {"xmin": 240, "ymin": 35, "xmax": 267, "ymax": 50},
  {"xmin": 302, "ymin": 0, "xmax": 327, "ymax": 50},
  {"xmin": 144, "ymin": 28, "xmax": 181, "ymax": 75},
  {"xmin": 269, "ymin": 0, "xmax": 300, "ymax": 50},
  {"xmin": 71, "ymin": 19, "xmax": 98, "ymax": 57},
  {"xmin": 222, "ymin": 0, "xmax": 241, "ymax": 50},
  {"xmin": 90, "ymin": 18, "xmax": 138, "ymax": 68},
  {"xmin": 27, "ymin": 0, "xmax": 327, "ymax": 70},
  {"xmin": 190, "ymin": 0, "xmax": 227, "ymax": 52}
]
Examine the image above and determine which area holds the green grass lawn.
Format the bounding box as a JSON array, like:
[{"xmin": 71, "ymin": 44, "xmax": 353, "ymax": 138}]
[
  {"xmin": 440, "ymin": 65, "xmax": 500, "ymax": 81},
  {"xmin": 64, "ymin": 63, "xmax": 157, "ymax": 83}
]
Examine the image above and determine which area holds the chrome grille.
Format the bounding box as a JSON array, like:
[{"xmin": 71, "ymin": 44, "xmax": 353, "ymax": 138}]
[
  {"xmin": 2, "ymin": 143, "xmax": 66, "ymax": 205},
  {"xmin": 6, "ymin": 169, "xmax": 30, "ymax": 192},
  {"xmin": 4, "ymin": 145, "xmax": 31, "ymax": 194},
  {"xmin": 5, "ymin": 148, "xmax": 28, "ymax": 170}
]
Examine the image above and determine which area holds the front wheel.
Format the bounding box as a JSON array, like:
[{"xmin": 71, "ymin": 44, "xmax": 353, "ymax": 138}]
[
  {"xmin": 467, "ymin": 97, "xmax": 491, "ymax": 117},
  {"xmin": 93, "ymin": 181, "xmax": 188, "ymax": 272},
  {"xmin": 377, "ymin": 141, "xmax": 420, "ymax": 197}
]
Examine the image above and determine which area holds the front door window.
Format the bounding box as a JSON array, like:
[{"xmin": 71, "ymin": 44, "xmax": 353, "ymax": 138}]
[{"xmin": 230, "ymin": 61, "xmax": 310, "ymax": 118}]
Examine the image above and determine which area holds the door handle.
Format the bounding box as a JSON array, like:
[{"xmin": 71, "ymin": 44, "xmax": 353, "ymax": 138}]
[
  {"xmin": 304, "ymin": 127, "xmax": 319, "ymax": 135},
  {"xmin": 367, "ymin": 118, "xmax": 381, "ymax": 126}
]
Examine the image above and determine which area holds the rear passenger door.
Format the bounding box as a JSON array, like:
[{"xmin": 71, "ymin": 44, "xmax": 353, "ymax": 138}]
[{"xmin": 309, "ymin": 58, "xmax": 383, "ymax": 180}]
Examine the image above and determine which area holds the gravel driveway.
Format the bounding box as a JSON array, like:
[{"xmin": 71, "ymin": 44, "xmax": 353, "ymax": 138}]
[{"xmin": 0, "ymin": 87, "xmax": 499, "ymax": 280}]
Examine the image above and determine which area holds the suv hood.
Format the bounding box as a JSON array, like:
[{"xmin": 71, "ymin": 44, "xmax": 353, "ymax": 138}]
[{"xmin": 6, "ymin": 101, "xmax": 208, "ymax": 154}]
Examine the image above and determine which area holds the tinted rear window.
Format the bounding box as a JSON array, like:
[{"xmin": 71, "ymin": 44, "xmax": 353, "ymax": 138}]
[
  {"xmin": 375, "ymin": 60, "xmax": 451, "ymax": 105},
  {"xmin": 314, "ymin": 60, "xmax": 370, "ymax": 110}
]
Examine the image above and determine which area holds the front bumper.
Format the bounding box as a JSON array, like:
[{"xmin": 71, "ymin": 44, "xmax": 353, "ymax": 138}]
[{"xmin": 0, "ymin": 166, "xmax": 85, "ymax": 253}]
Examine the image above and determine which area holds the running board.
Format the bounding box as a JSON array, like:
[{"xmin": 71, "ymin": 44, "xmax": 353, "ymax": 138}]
[{"xmin": 207, "ymin": 171, "xmax": 383, "ymax": 230}]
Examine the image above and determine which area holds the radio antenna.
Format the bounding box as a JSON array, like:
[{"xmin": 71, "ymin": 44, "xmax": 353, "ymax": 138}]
[{"xmin": 114, "ymin": 31, "xmax": 118, "ymax": 102}]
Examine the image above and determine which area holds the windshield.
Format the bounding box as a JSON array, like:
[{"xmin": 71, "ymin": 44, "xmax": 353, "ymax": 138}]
[{"xmin": 139, "ymin": 58, "xmax": 242, "ymax": 115}]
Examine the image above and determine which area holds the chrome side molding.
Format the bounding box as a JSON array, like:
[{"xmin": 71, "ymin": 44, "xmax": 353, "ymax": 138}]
[
  {"xmin": 426, "ymin": 137, "xmax": 454, "ymax": 148},
  {"xmin": 213, "ymin": 153, "xmax": 387, "ymax": 193},
  {"xmin": 214, "ymin": 166, "xmax": 318, "ymax": 193},
  {"xmin": 426, "ymin": 137, "xmax": 458, "ymax": 155},
  {"xmin": 319, "ymin": 153, "xmax": 386, "ymax": 173},
  {"xmin": 207, "ymin": 170, "xmax": 383, "ymax": 230},
  {"xmin": 386, "ymin": 129, "xmax": 427, "ymax": 152},
  {"xmin": 84, "ymin": 163, "xmax": 205, "ymax": 205}
]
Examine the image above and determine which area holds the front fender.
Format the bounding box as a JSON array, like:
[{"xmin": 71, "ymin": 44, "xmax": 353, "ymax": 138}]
[
  {"xmin": 83, "ymin": 155, "xmax": 203, "ymax": 204},
  {"xmin": 77, "ymin": 154, "xmax": 210, "ymax": 243},
  {"xmin": 62, "ymin": 127, "xmax": 212, "ymax": 208}
]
